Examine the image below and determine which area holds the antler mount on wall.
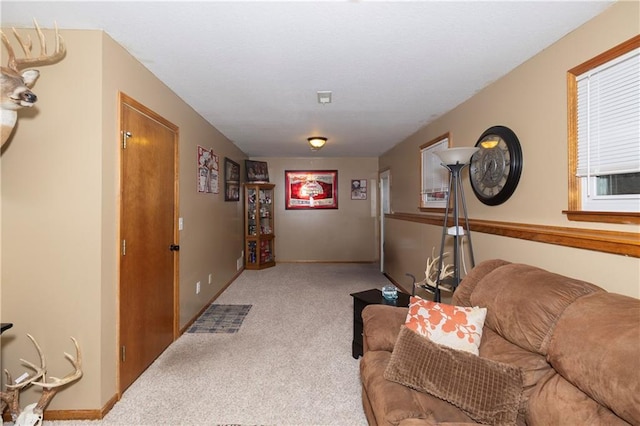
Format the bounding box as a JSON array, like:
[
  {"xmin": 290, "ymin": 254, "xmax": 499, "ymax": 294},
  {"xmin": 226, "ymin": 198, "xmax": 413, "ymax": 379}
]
[{"xmin": 0, "ymin": 19, "xmax": 66, "ymax": 149}]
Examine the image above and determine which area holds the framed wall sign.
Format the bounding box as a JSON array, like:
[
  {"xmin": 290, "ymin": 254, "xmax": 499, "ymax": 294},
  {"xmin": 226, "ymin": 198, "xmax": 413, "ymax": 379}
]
[
  {"xmin": 284, "ymin": 170, "xmax": 338, "ymax": 209},
  {"xmin": 197, "ymin": 145, "xmax": 219, "ymax": 194},
  {"xmin": 351, "ymin": 179, "xmax": 367, "ymax": 200},
  {"xmin": 224, "ymin": 158, "xmax": 240, "ymax": 201}
]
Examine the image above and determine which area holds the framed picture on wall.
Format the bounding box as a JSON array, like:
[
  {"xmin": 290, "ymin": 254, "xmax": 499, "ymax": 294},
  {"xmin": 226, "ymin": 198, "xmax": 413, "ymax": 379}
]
[
  {"xmin": 197, "ymin": 145, "xmax": 219, "ymax": 194},
  {"xmin": 224, "ymin": 158, "xmax": 240, "ymax": 201},
  {"xmin": 420, "ymin": 134, "xmax": 450, "ymax": 209},
  {"xmin": 351, "ymin": 179, "xmax": 367, "ymax": 200},
  {"xmin": 284, "ymin": 170, "xmax": 338, "ymax": 210},
  {"xmin": 245, "ymin": 160, "xmax": 270, "ymax": 182}
]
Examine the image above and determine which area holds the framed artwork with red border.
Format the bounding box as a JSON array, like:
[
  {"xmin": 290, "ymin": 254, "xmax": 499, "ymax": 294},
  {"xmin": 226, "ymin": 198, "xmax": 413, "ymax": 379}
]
[{"xmin": 285, "ymin": 170, "xmax": 338, "ymax": 210}]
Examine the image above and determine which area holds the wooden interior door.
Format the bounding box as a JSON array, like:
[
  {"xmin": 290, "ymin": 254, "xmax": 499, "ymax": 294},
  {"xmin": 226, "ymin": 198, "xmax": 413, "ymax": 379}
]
[{"xmin": 119, "ymin": 93, "xmax": 179, "ymax": 393}]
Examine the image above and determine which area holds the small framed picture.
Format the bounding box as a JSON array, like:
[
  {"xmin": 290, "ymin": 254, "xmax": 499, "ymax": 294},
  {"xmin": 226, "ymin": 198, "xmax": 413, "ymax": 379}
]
[
  {"xmin": 245, "ymin": 160, "xmax": 270, "ymax": 183},
  {"xmin": 224, "ymin": 158, "xmax": 240, "ymax": 202},
  {"xmin": 351, "ymin": 179, "xmax": 367, "ymax": 200},
  {"xmin": 197, "ymin": 146, "xmax": 219, "ymax": 194}
]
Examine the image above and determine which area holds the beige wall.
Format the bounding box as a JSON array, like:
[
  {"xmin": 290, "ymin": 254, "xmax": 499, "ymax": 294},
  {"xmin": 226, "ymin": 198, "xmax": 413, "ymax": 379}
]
[
  {"xmin": 254, "ymin": 157, "xmax": 379, "ymax": 262},
  {"xmin": 380, "ymin": 2, "xmax": 640, "ymax": 298},
  {"xmin": 1, "ymin": 29, "xmax": 245, "ymax": 411}
]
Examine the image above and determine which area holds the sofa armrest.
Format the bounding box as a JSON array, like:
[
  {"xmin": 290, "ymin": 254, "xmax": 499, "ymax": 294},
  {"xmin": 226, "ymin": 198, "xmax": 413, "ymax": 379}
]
[
  {"xmin": 398, "ymin": 420, "xmax": 436, "ymax": 426},
  {"xmin": 399, "ymin": 421, "xmax": 479, "ymax": 426},
  {"xmin": 362, "ymin": 304, "xmax": 408, "ymax": 353}
]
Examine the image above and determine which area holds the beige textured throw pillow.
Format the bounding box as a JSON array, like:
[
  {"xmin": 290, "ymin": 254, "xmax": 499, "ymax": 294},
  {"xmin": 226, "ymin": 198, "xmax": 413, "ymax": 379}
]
[{"xmin": 384, "ymin": 326, "xmax": 524, "ymax": 426}]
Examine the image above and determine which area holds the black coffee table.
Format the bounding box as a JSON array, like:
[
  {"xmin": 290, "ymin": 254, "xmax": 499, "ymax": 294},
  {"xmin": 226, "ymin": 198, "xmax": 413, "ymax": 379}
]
[{"xmin": 350, "ymin": 288, "xmax": 411, "ymax": 359}]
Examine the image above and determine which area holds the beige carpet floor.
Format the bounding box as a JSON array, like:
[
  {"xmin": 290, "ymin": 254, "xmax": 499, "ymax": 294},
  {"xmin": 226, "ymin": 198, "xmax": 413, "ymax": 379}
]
[{"xmin": 34, "ymin": 263, "xmax": 392, "ymax": 426}]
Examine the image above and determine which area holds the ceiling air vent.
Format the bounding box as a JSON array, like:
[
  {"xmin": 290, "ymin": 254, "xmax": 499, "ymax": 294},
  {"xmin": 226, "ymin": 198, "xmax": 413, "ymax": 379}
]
[{"xmin": 317, "ymin": 91, "xmax": 332, "ymax": 104}]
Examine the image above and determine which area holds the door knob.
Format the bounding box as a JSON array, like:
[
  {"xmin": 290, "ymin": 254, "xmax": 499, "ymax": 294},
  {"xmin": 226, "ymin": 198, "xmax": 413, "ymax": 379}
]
[{"xmin": 169, "ymin": 244, "xmax": 180, "ymax": 251}]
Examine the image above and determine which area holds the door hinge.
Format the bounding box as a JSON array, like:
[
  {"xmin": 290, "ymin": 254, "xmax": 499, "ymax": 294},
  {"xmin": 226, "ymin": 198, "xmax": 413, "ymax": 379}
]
[
  {"xmin": 121, "ymin": 345, "xmax": 126, "ymax": 362},
  {"xmin": 121, "ymin": 239, "xmax": 126, "ymax": 256},
  {"xmin": 122, "ymin": 131, "xmax": 132, "ymax": 149}
]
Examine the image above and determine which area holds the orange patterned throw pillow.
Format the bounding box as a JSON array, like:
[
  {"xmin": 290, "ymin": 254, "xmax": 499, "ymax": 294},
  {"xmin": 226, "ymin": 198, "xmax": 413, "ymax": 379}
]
[{"xmin": 405, "ymin": 296, "xmax": 487, "ymax": 355}]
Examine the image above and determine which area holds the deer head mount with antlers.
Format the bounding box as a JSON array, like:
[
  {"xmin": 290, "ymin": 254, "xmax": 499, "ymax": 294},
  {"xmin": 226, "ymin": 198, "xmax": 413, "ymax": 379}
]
[
  {"xmin": 0, "ymin": 334, "xmax": 82, "ymax": 426},
  {"xmin": 1, "ymin": 19, "xmax": 66, "ymax": 148}
]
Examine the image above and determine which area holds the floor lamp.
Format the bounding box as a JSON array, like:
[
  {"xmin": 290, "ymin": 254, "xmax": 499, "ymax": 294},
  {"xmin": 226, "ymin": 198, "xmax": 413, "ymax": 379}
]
[{"xmin": 433, "ymin": 147, "xmax": 479, "ymax": 302}]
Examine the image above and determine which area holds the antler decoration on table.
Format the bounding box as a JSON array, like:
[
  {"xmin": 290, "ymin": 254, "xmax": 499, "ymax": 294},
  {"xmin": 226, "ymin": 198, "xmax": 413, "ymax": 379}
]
[
  {"xmin": 0, "ymin": 334, "xmax": 82, "ymax": 426},
  {"xmin": 414, "ymin": 247, "xmax": 454, "ymax": 293},
  {"xmin": 1, "ymin": 19, "xmax": 66, "ymax": 148}
]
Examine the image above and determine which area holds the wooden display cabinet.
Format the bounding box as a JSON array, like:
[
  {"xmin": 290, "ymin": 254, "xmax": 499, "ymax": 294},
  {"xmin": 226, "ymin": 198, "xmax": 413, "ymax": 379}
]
[{"xmin": 244, "ymin": 183, "xmax": 275, "ymax": 269}]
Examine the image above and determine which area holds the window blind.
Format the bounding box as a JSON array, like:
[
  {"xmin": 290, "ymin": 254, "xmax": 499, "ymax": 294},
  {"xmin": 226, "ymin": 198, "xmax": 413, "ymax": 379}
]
[{"xmin": 576, "ymin": 48, "xmax": 640, "ymax": 177}]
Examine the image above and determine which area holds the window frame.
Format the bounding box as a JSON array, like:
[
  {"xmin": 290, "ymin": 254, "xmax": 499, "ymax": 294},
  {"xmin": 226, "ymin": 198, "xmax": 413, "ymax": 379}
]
[
  {"xmin": 419, "ymin": 133, "xmax": 451, "ymax": 211},
  {"xmin": 565, "ymin": 35, "xmax": 640, "ymax": 224}
]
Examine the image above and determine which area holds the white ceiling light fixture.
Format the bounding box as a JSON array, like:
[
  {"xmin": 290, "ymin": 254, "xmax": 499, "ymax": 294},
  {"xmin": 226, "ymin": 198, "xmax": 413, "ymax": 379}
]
[
  {"xmin": 308, "ymin": 136, "xmax": 327, "ymax": 151},
  {"xmin": 317, "ymin": 91, "xmax": 332, "ymax": 104}
]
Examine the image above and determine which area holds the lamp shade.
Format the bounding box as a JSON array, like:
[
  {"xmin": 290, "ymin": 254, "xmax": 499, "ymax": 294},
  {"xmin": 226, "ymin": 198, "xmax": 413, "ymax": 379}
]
[
  {"xmin": 308, "ymin": 137, "xmax": 327, "ymax": 151},
  {"xmin": 435, "ymin": 147, "xmax": 479, "ymax": 166}
]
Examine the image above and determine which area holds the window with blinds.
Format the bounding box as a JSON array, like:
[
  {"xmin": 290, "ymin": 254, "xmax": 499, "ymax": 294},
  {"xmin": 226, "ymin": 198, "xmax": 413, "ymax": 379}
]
[
  {"xmin": 420, "ymin": 134, "xmax": 450, "ymax": 210},
  {"xmin": 572, "ymin": 39, "xmax": 640, "ymax": 215}
]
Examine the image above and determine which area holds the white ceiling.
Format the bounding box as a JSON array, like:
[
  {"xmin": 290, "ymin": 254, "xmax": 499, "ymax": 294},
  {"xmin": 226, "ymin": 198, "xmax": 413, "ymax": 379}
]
[{"xmin": 1, "ymin": 1, "xmax": 614, "ymax": 157}]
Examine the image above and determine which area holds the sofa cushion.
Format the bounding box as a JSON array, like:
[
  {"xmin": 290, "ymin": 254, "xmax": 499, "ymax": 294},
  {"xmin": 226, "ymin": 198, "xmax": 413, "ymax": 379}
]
[
  {"xmin": 360, "ymin": 349, "xmax": 474, "ymax": 425},
  {"xmin": 405, "ymin": 297, "xmax": 486, "ymax": 355},
  {"xmin": 468, "ymin": 263, "xmax": 605, "ymax": 355},
  {"xmin": 453, "ymin": 259, "xmax": 512, "ymax": 307},
  {"xmin": 384, "ymin": 326, "xmax": 524, "ymax": 426},
  {"xmin": 547, "ymin": 292, "xmax": 640, "ymax": 425},
  {"xmin": 527, "ymin": 371, "xmax": 631, "ymax": 425},
  {"xmin": 478, "ymin": 328, "xmax": 553, "ymax": 405}
]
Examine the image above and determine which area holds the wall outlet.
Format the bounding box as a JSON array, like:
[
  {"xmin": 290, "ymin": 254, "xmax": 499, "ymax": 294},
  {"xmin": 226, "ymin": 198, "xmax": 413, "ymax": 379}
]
[
  {"xmin": 208, "ymin": 273, "xmax": 212, "ymax": 284},
  {"xmin": 196, "ymin": 281, "xmax": 201, "ymax": 294}
]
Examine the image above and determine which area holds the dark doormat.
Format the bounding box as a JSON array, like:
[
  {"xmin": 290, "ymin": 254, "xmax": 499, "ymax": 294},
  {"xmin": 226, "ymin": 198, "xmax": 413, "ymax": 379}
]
[{"xmin": 187, "ymin": 304, "xmax": 252, "ymax": 334}]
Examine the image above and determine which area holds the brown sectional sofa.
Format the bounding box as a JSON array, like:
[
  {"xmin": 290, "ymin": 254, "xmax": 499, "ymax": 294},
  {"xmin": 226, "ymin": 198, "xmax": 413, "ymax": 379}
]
[{"xmin": 360, "ymin": 259, "xmax": 640, "ymax": 425}]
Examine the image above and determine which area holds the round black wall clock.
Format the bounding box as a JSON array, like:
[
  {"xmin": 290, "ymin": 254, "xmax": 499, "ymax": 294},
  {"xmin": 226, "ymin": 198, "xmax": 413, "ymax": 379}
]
[{"xmin": 469, "ymin": 125, "xmax": 523, "ymax": 206}]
